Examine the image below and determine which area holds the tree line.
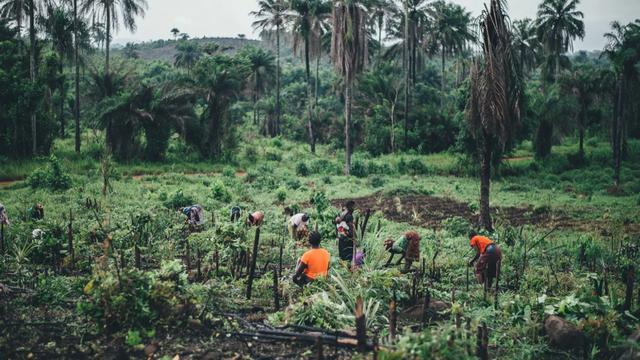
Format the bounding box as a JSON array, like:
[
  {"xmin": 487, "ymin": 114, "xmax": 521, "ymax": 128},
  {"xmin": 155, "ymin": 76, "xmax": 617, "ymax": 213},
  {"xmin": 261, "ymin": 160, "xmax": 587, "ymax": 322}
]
[{"xmin": 0, "ymin": 0, "xmax": 638, "ymax": 186}]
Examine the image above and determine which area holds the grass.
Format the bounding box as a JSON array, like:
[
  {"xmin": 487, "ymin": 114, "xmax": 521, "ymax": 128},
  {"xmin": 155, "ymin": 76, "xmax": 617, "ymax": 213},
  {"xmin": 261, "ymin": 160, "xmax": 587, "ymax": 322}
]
[{"xmin": 0, "ymin": 134, "xmax": 639, "ymax": 358}]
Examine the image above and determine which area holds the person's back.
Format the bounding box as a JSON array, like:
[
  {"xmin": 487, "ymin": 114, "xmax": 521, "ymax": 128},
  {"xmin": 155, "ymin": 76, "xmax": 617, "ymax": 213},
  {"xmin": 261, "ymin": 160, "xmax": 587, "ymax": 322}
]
[{"xmin": 300, "ymin": 248, "xmax": 330, "ymax": 279}]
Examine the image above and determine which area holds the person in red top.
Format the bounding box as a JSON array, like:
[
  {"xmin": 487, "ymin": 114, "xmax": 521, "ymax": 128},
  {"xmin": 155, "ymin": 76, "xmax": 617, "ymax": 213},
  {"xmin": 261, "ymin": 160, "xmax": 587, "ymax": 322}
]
[
  {"xmin": 247, "ymin": 211, "xmax": 264, "ymax": 227},
  {"xmin": 468, "ymin": 231, "xmax": 502, "ymax": 286},
  {"xmin": 293, "ymin": 231, "xmax": 331, "ymax": 286}
]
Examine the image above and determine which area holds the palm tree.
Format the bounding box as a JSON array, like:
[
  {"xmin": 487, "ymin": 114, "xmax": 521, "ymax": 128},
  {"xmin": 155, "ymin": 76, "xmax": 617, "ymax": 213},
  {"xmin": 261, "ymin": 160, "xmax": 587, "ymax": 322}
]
[
  {"xmin": 466, "ymin": 0, "xmax": 522, "ymax": 231},
  {"xmin": 535, "ymin": 0, "xmax": 584, "ymax": 82},
  {"xmin": 512, "ymin": 18, "xmax": 541, "ymax": 77},
  {"xmin": 286, "ymin": 0, "xmax": 331, "ymax": 153},
  {"xmin": 170, "ymin": 27, "xmax": 179, "ymax": 40},
  {"xmin": 366, "ymin": 0, "xmax": 395, "ymax": 63},
  {"xmin": 603, "ymin": 20, "xmax": 640, "ymax": 188},
  {"xmin": 534, "ymin": 0, "xmax": 583, "ymax": 158},
  {"xmin": 0, "ymin": 0, "xmax": 26, "ymax": 36},
  {"xmin": 73, "ymin": 0, "xmax": 81, "ymax": 152},
  {"xmin": 240, "ymin": 46, "xmax": 276, "ymax": 131},
  {"xmin": 426, "ymin": 0, "xmax": 475, "ymax": 107},
  {"xmin": 560, "ymin": 63, "xmax": 598, "ymax": 161},
  {"xmin": 251, "ymin": 0, "xmax": 287, "ymax": 136},
  {"xmin": 81, "ymin": 0, "xmax": 148, "ymax": 75},
  {"xmin": 331, "ymin": 0, "xmax": 368, "ymax": 175},
  {"xmin": 174, "ymin": 41, "xmax": 201, "ymax": 75},
  {"xmin": 42, "ymin": 3, "xmax": 74, "ymax": 137}
]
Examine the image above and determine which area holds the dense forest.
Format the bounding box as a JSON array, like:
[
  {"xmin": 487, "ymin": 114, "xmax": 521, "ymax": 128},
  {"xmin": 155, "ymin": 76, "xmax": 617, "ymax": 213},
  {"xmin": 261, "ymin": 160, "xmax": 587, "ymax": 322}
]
[{"xmin": 0, "ymin": 0, "xmax": 639, "ymax": 358}]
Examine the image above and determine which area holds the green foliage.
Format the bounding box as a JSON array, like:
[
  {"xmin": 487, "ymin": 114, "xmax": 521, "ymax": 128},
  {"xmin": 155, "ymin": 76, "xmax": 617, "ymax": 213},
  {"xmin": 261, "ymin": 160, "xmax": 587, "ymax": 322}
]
[
  {"xmin": 211, "ymin": 179, "xmax": 232, "ymax": 202},
  {"xmin": 296, "ymin": 162, "xmax": 309, "ymax": 177},
  {"xmin": 162, "ymin": 190, "xmax": 194, "ymax": 209},
  {"xmin": 276, "ymin": 187, "xmax": 287, "ymax": 203},
  {"xmin": 78, "ymin": 260, "xmax": 194, "ymax": 333},
  {"xmin": 27, "ymin": 156, "xmax": 72, "ymax": 191},
  {"xmin": 442, "ymin": 216, "xmax": 472, "ymax": 237}
]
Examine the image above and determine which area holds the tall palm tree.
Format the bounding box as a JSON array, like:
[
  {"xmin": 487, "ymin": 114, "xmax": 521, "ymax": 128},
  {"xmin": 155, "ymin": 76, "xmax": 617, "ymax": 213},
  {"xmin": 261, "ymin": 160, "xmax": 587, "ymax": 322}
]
[
  {"xmin": 534, "ymin": 0, "xmax": 583, "ymax": 158},
  {"xmin": 251, "ymin": 0, "xmax": 287, "ymax": 136},
  {"xmin": 81, "ymin": 0, "xmax": 148, "ymax": 75},
  {"xmin": 331, "ymin": 0, "xmax": 368, "ymax": 175},
  {"xmin": 560, "ymin": 63, "xmax": 598, "ymax": 161},
  {"xmin": 426, "ymin": 0, "xmax": 475, "ymax": 107},
  {"xmin": 366, "ymin": 0, "xmax": 395, "ymax": 63},
  {"xmin": 466, "ymin": 0, "xmax": 522, "ymax": 231},
  {"xmin": 42, "ymin": 3, "xmax": 74, "ymax": 137},
  {"xmin": 170, "ymin": 27, "xmax": 179, "ymax": 40},
  {"xmin": 0, "ymin": 0, "xmax": 26, "ymax": 36},
  {"xmin": 174, "ymin": 41, "xmax": 201, "ymax": 75},
  {"xmin": 240, "ymin": 46, "xmax": 276, "ymax": 131},
  {"xmin": 512, "ymin": 18, "xmax": 541, "ymax": 77},
  {"xmin": 535, "ymin": 0, "xmax": 584, "ymax": 82},
  {"xmin": 603, "ymin": 20, "xmax": 640, "ymax": 187},
  {"xmin": 286, "ymin": 0, "xmax": 331, "ymax": 153},
  {"xmin": 73, "ymin": 0, "xmax": 81, "ymax": 152}
]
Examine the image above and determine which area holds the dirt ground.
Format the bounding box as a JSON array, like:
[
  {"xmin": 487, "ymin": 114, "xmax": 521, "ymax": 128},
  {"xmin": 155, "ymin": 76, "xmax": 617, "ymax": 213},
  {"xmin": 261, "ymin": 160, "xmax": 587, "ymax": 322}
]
[{"xmin": 332, "ymin": 193, "xmax": 640, "ymax": 234}]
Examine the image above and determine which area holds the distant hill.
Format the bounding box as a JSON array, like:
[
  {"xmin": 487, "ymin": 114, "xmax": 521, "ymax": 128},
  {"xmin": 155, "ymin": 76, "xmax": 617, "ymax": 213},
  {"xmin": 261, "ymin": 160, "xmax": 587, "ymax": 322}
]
[{"xmin": 113, "ymin": 37, "xmax": 262, "ymax": 62}]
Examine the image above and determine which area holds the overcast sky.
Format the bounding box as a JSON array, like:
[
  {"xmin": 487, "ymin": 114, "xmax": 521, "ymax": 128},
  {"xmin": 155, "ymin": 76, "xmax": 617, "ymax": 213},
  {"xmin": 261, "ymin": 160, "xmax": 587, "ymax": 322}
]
[{"xmin": 113, "ymin": 0, "xmax": 640, "ymax": 52}]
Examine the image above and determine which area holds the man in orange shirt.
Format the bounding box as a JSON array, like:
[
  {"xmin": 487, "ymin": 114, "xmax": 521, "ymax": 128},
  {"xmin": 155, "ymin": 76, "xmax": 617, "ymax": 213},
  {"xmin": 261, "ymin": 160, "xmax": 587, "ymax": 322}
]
[
  {"xmin": 293, "ymin": 231, "xmax": 331, "ymax": 286},
  {"xmin": 469, "ymin": 231, "xmax": 502, "ymax": 286}
]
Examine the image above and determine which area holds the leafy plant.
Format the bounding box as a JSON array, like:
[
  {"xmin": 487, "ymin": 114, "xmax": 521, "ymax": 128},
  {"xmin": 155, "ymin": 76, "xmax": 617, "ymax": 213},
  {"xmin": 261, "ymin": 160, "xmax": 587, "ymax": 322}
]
[{"xmin": 27, "ymin": 155, "xmax": 72, "ymax": 191}]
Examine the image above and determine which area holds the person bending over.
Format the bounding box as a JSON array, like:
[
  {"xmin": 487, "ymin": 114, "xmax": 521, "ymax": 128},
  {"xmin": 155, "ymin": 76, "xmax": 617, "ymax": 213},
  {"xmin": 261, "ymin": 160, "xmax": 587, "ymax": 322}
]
[
  {"xmin": 293, "ymin": 231, "xmax": 330, "ymax": 286},
  {"xmin": 384, "ymin": 230, "xmax": 421, "ymax": 272},
  {"xmin": 289, "ymin": 213, "xmax": 310, "ymax": 241},
  {"xmin": 468, "ymin": 231, "xmax": 502, "ymax": 286},
  {"xmin": 247, "ymin": 211, "xmax": 264, "ymax": 227}
]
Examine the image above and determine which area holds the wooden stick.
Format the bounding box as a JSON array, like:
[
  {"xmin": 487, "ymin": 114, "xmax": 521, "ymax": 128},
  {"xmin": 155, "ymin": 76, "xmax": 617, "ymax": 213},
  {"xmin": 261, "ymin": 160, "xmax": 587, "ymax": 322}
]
[
  {"xmin": 494, "ymin": 259, "xmax": 501, "ymax": 309},
  {"xmin": 315, "ymin": 335, "xmax": 324, "ymax": 360},
  {"xmin": 355, "ymin": 296, "xmax": 367, "ymax": 352},
  {"xmin": 68, "ymin": 209, "xmax": 75, "ymax": 270},
  {"xmin": 476, "ymin": 323, "xmax": 488, "ymax": 360},
  {"xmin": 273, "ymin": 266, "xmax": 280, "ymax": 311},
  {"xmin": 278, "ymin": 240, "xmax": 284, "ymax": 279},
  {"xmin": 0, "ymin": 223, "xmax": 4, "ymax": 255},
  {"xmin": 624, "ymin": 265, "xmax": 635, "ymax": 311},
  {"xmin": 246, "ymin": 227, "xmax": 261, "ymax": 299},
  {"xmin": 466, "ymin": 263, "xmax": 470, "ymax": 292},
  {"xmin": 196, "ymin": 248, "xmax": 202, "ymax": 282},
  {"xmin": 389, "ymin": 297, "xmax": 397, "ymax": 343},
  {"xmin": 421, "ymin": 287, "xmax": 431, "ymax": 328}
]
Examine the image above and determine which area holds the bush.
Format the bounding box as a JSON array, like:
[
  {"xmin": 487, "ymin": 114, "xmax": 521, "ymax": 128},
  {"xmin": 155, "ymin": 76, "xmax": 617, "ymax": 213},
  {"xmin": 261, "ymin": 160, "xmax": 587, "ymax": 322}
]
[
  {"xmin": 211, "ymin": 180, "xmax": 232, "ymax": 202},
  {"xmin": 309, "ymin": 159, "xmax": 339, "ymax": 175},
  {"xmin": 397, "ymin": 157, "xmax": 429, "ymax": 175},
  {"xmin": 244, "ymin": 146, "xmax": 258, "ymax": 162},
  {"xmin": 265, "ymin": 151, "xmax": 282, "ymax": 161},
  {"xmin": 442, "ymin": 216, "xmax": 472, "ymax": 237},
  {"xmin": 276, "ymin": 187, "xmax": 287, "ymax": 203},
  {"xmin": 222, "ymin": 166, "xmax": 235, "ymax": 177},
  {"xmin": 296, "ymin": 162, "xmax": 309, "ymax": 177},
  {"xmin": 163, "ymin": 190, "xmax": 194, "ymax": 209},
  {"xmin": 370, "ymin": 176, "xmax": 386, "ymax": 188},
  {"xmin": 78, "ymin": 260, "xmax": 194, "ymax": 334},
  {"xmin": 286, "ymin": 178, "xmax": 302, "ymax": 190},
  {"xmin": 27, "ymin": 155, "xmax": 72, "ymax": 191},
  {"xmin": 350, "ymin": 159, "xmax": 368, "ymax": 178}
]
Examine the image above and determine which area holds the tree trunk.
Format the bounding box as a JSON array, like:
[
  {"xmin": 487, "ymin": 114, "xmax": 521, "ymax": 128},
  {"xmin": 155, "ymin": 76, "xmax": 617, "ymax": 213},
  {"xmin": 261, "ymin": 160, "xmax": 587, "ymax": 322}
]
[
  {"xmin": 378, "ymin": 15, "xmax": 383, "ymax": 63},
  {"xmin": 344, "ymin": 79, "xmax": 352, "ymax": 176},
  {"xmin": 276, "ymin": 24, "xmax": 281, "ymax": 136},
  {"xmin": 441, "ymin": 44, "xmax": 446, "ymax": 108},
  {"xmin": 106, "ymin": 5, "xmax": 110, "ymax": 75},
  {"xmin": 305, "ymin": 38, "xmax": 315, "ymax": 153},
  {"xmin": 254, "ymin": 72, "xmax": 259, "ymax": 126},
  {"xmin": 29, "ymin": 0, "xmax": 36, "ymax": 155},
  {"xmin": 479, "ymin": 132, "xmax": 493, "ymax": 231},
  {"xmin": 59, "ymin": 55, "xmax": 65, "ymax": 137},
  {"xmin": 403, "ymin": 5, "xmax": 409, "ymax": 149},
  {"xmin": 578, "ymin": 104, "xmax": 585, "ymax": 161},
  {"xmin": 614, "ymin": 75, "xmax": 624, "ymax": 188},
  {"xmin": 74, "ymin": 0, "xmax": 81, "ymax": 152}
]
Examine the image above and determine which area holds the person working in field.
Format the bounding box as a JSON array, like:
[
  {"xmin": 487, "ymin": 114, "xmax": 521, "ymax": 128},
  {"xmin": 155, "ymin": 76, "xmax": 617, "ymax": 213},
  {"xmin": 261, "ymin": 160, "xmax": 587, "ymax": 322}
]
[
  {"xmin": 334, "ymin": 200, "xmax": 356, "ymax": 263},
  {"xmin": 289, "ymin": 212, "xmax": 310, "ymax": 242},
  {"xmin": 28, "ymin": 203, "xmax": 44, "ymax": 220},
  {"xmin": 0, "ymin": 203, "xmax": 9, "ymax": 226},
  {"xmin": 247, "ymin": 210, "xmax": 264, "ymax": 227},
  {"xmin": 384, "ymin": 230, "xmax": 421, "ymax": 272},
  {"xmin": 230, "ymin": 206, "xmax": 241, "ymax": 222},
  {"xmin": 293, "ymin": 231, "xmax": 330, "ymax": 286},
  {"xmin": 468, "ymin": 231, "xmax": 502, "ymax": 286},
  {"xmin": 182, "ymin": 205, "xmax": 205, "ymax": 226}
]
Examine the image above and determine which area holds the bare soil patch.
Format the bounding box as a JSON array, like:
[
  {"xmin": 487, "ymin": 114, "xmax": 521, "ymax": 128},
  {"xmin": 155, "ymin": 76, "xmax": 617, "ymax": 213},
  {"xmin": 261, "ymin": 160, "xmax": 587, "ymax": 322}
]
[{"xmin": 331, "ymin": 193, "xmax": 638, "ymax": 234}]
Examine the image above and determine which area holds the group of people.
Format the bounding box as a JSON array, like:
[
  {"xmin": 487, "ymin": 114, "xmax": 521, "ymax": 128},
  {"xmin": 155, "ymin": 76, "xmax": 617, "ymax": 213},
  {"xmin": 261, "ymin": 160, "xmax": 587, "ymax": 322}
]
[{"xmin": 289, "ymin": 200, "xmax": 502, "ymax": 289}]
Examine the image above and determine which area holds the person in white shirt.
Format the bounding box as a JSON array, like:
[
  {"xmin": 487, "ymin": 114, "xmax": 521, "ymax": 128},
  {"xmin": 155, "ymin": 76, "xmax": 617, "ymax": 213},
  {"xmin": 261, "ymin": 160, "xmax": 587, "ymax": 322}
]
[{"xmin": 289, "ymin": 213, "xmax": 310, "ymax": 241}]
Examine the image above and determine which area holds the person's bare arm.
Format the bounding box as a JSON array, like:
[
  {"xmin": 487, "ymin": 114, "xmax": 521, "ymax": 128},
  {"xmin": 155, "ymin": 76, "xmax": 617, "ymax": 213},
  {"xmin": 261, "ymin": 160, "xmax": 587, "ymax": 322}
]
[
  {"xmin": 294, "ymin": 260, "xmax": 308, "ymax": 278},
  {"xmin": 469, "ymin": 249, "xmax": 480, "ymax": 266}
]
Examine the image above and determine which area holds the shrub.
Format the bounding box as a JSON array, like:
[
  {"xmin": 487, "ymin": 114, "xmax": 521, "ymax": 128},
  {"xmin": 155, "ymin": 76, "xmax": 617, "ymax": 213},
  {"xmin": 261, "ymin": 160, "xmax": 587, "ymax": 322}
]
[
  {"xmin": 27, "ymin": 155, "xmax": 72, "ymax": 191},
  {"xmin": 296, "ymin": 162, "xmax": 309, "ymax": 177},
  {"xmin": 78, "ymin": 260, "xmax": 194, "ymax": 334},
  {"xmin": 286, "ymin": 178, "xmax": 302, "ymax": 190},
  {"xmin": 309, "ymin": 159, "xmax": 339, "ymax": 175},
  {"xmin": 276, "ymin": 187, "xmax": 287, "ymax": 203},
  {"xmin": 370, "ymin": 176, "xmax": 386, "ymax": 188},
  {"xmin": 163, "ymin": 190, "xmax": 194, "ymax": 209},
  {"xmin": 406, "ymin": 159, "xmax": 429, "ymax": 175},
  {"xmin": 442, "ymin": 216, "xmax": 472, "ymax": 237},
  {"xmin": 211, "ymin": 180, "xmax": 232, "ymax": 202},
  {"xmin": 265, "ymin": 151, "xmax": 282, "ymax": 161},
  {"xmin": 322, "ymin": 176, "xmax": 332, "ymax": 184},
  {"xmin": 350, "ymin": 159, "xmax": 368, "ymax": 178},
  {"xmin": 244, "ymin": 146, "xmax": 258, "ymax": 162},
  {"xmin": 222, "ymin": 166, "xmax": 235, "ymax": 177}
]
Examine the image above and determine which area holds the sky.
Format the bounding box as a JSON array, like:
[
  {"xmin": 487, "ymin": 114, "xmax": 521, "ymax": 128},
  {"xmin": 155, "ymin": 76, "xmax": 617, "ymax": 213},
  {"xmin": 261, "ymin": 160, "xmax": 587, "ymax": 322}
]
[{"xmin": 113, "ymin": 0, "xmax": 640, "ymax": 52}]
